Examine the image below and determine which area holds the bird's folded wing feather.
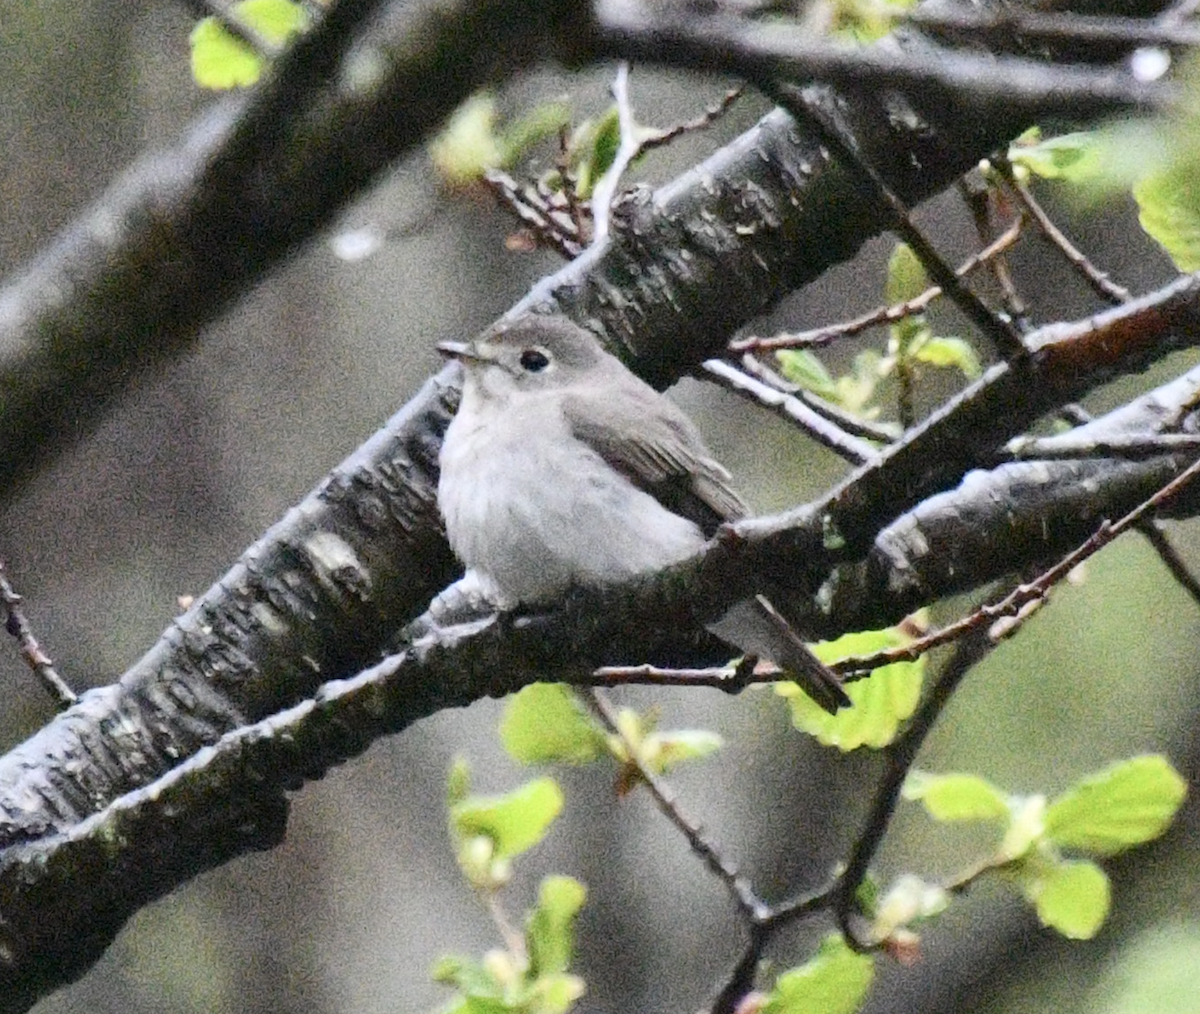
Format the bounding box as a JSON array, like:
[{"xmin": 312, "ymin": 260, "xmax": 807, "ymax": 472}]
[{"xmin": 562, "ymin": 388, "xmax": 749, "ymax": 532}]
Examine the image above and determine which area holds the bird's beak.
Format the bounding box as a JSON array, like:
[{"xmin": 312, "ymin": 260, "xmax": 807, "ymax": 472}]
[{"xmin": 437, "ymin": 340, "xmax": 485, "ymax": 363}]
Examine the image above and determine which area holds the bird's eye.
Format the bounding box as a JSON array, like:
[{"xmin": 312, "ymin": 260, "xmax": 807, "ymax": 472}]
[{"xmin": 519, "ymin": 349, "xmax": 550, "ymax": 372}]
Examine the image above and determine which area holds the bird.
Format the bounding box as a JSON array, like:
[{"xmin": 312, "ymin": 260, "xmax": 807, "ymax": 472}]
[{"xmin": 435, "ymin": 314, "xmax": 850, "ymax": 713}]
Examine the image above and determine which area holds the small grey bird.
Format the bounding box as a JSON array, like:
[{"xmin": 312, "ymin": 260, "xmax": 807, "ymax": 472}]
[{"xmin": 436, "ymin": 315, "xmax": 849, "ymax": 713}]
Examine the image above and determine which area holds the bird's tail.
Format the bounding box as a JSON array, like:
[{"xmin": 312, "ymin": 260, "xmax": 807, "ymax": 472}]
[{"xmin": 708, "ymin": 595, "xmax": 851, "ymax": 714}]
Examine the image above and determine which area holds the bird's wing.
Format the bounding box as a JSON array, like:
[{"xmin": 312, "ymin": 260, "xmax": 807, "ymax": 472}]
[{"xmin": 562, "ymin": 386, "xmax": 749, "ymax": 532}]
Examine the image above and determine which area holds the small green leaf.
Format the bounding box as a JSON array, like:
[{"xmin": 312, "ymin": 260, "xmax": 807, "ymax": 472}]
[
  {"xmin": 903, "ymin": 771, "xmax": 1010, "ymax": 821},
  {"xmin": 190, "ymin": 19, "xmax": 264, "ymax": 89},
  {"xmin": 779, "ymin": 627, "xmax": 922, "ymax": 750},
  {"xmin": 431, "ymin": 954, "xmax": 499, "ymax": 994},
  {"xmin": 762, "ymin": 935, "xmax": 875, "ymax": 1014},
  {"xmin": 1134, "ymin": 167, "xmax": 1200, "ymax": 270},
  {"xmin": 568, "ymin": 106, "xmax": 621, "ymax": 199},
  {"xmin": 912, "ymin": 336, "xmax": 982, "ymax": 378},
  {"xmin": 775, "ymin": 349, "xmax": 839, "ymax": 401},
  {"xmin": 189, "ymin": 0, "xmax": 307, "ymax": 90},
  {"xmin": 236, "ymin": 0, "xmax": 307, "ymax": 44},
  {"xmin": 528, "ymin": 972, "xmax": 586, "ymax": 1014},
  {"xmin": 451, "ymin": 777, "xmax": 564, "ymax": 860},
  {"xmin": 501, "ymin": 684, "xmax": 607, "ymax": 765},
  {"xmin": 889, "ymin": 316, "xmax": 931, "ymax": 358},
  {"xmin": 885, "ymin": 243, "xmax": 929, "ymax": 305},
  {"xmin": 527, "ymin": 876, "xmax": 587, "ymax": 977},
  {"xmin": 1023, "ymin": 859, "xmax": 1111, "ymax": 939},
  {"xmin": 1046, "ymin": 754, "xmax": 1186, "ymax": 855},
  {"xmin": 497, "ymin": 101, "xmax": 573, "ymax": 166},
  {"xmin": 430, "ymin": 93, "xmax": 505, "ymax": 187},
  {"xmin": 1008, "ymin": 131, "xmax": 1107, "ymax": 182}
]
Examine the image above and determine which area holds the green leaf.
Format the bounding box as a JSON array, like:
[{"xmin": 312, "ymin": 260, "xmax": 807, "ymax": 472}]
[
  {"xmin": 568, "ymin": 106, "xmax": 621, "ymax": 199},
  {"xmin": 497, "ymin": 101, "xmax": 573, "ymax": 166},
  {"xmin": 1022, "ymin": 859, "xmax": 1111, "ymax": 939},
  {"xmin": 1046, "ymin": 754, "xmax": 1186, "ymax": 855},
  {"xmin": 912, "ymin": 336, "xmax": 982, "ymax": 378},
  {"xmin": 1008, "ymin": 131, "xmax": 1108, "ymax": 182},
  {"xmin": 527, "ymin": 876, "xmax": 587, "ymax": 977},
  {"xmin": 640, "ymin": 728, "xmax": 722, "ymax": 774},
  {"xmin": 235, "ymin": 0, "xmax": 307, "ymax": 44},
  {"xmin": 762, "ymin": 935, "xmax": 875, "ymax": 1014},
  {"xmin": 903, "ymin": 771, "xmax": 1010, "ymax": 821},
  {"xmin": 430, "ymin": 93, "xmax": 505, "ymax": 187},
  {"xmin": 1134, "ymin": 167, "xmax": 1200, "ymax": 270},
  {"xmin": 885, "ymin": 243, "xmax": 929, "ymax": 305},
  {"xmin": 775, "ymin": 349, "xmax": 839, "ymax": 401},
  {"xmin": 501, "ymin": 685, "xmax": 607, "ymax": 765},
  {"xmin": 779, "ymin": 627, "xmax": 922, "ymax": 750},
  {"xmin": 431, "ymin": 955, "xmax": 501, "ymax": 995},
  {"xmin": 189, "ymin": 0, "xmax": 307, "ymax": 90},
  {"xmin": 451, "ymin": 777, "xmax": 564, "ymax": 860},
  {"xmin": 190, "ymin": 19, "xmax": 264, "ymax": 89}
]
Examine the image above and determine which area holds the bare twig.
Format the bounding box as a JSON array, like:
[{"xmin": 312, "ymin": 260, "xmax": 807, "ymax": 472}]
[
  {"xmin": 835, "ymin": 453, "xmax": 1200, "ymax": 678},
  {"xmin": 702, "ymin": 359, "xmax": 881, "ymax": 465},
  {"xmin": 591, "ymin": 63, "xmax": 641, "ymax": 246},
  {"xmin": 0, "ymin": 563, "xmax": 75, "ymax": 707},
  {"xmin": 994, "ymin": 159, "xmax": 1133, "ymax": 305},
  {"xmin": 582, "ymin": 689, "xmax": 765, "ymax": 918},
  {"xmin": 592, "ymin": 659, "xmax": 765, "ymax": 691},
  {"xmin": 764, "ymin": 81, "xmax": 1024, "ymax": 356},
  {"xmin": 731, "ymin": 217, "xmax": 1025, "ymax": 352},
  {"xmin": 636, "ymin": 87, "xmax": 744, "ymax": 155},
  {"xmin": 482, "ymin": 169, "xmax": 585, "ymax": 258},
  {"xmin": 960, "ymin": 179, "xmax": 1030, "ymax": 331}
]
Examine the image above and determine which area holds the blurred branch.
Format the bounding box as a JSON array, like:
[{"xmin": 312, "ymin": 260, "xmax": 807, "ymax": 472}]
[{"xmin": 0, "ymin": 0, "xmax": 579, "ymax": 496}]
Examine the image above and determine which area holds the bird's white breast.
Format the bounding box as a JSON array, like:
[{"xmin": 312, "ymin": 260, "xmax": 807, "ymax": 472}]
[{"xmin": 438, "ymin": 389, "xmax": 704, "ymax": 607}]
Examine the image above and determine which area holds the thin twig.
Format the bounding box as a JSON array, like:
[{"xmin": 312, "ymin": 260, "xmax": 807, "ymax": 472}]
[
  {"xmin": 1138, "ymin": 521, "xmax": 1200, "ymax": 611},
  {"xmin": 737, "ymin": 354, "xmax": 900, "ymax": 445},
  {"xmin": 835, "ymin": 453, "xmax": 1200, "ymax": 679},
  {"xmin": 833, "ymin": 628, "xmax": 998, "ymax": 947},
  {"xmin": 591, "ymin": 63, "xmax": 641, "ymax": 247},
  {"xmin": 637, "ymin": 87, "xmax": 744, "ymax": 155},
  {"xmin": 994, "ymin": 158, "xmax": 1133, "ymax": 305},
  {"xmin": 960, "ymin": 179, "xmax": 1030, "ymax": 331},
  {"xmin": 731, "ymin": 216, "xmax": 1025, "ymax": 351},
  {"xmin": 0, "ymin": 562, "xmax": 76, "ymax": 707},
  {"xmin": 702, "ymin": 359, "xmax": 881, "ymax": 465},
  {"xmin": 481, "ymin": 169, "xmax": 584, "ymax": 258},
  {"xmin": 582, "ymin": 688, "xmax": 765, "ymax": 919},
  {"xmin": 763, "ymin": 80, "xmax": 1026, "ymax": 357}
]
